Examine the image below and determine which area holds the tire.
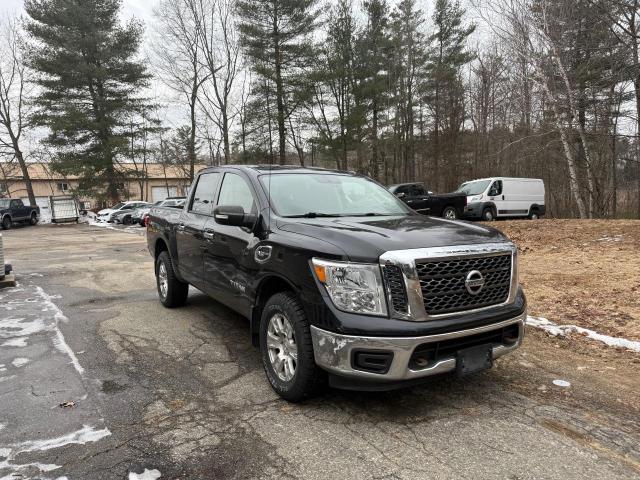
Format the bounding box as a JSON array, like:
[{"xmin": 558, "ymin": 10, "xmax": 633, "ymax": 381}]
[
  {"xmin": 155, "ymin": 251, "xmax": 189, "ymax": 308},
  {"xmin": 528, "ymin": 209, "xmax": 540, "ymax": 220},
  {"xmin": 442, "ymin": 206, "xmax": 457, "ymax": 220},
  {"xmin": 260, "ymin": 292, "xmax": 326, "ymax": 402},
  {"xmin": 29, "ymin": 212, "xmax": 38, "ymax": 226},
  {"xmin": 1, "ymin": 216, "xmax": 12, "ymax": 230},
  {"xmin": 481, "ymin": 207, "xmax": 495, "ymax": 221},
  {"xmin": 123, "ymin": 216, "xmax": 132, "ymax": 225}
]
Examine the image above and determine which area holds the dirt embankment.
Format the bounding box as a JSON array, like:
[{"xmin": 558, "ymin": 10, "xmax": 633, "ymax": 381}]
[{"xmin": 490, "ymin": 219, "xmax": 640, "ymax": 342}]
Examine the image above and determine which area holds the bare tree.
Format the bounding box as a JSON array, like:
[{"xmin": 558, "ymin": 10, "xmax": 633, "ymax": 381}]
[
  {"xmin": 153, "ymin": 0, "xmax": 208, "ymax": 181},
  {"xmin": 189, "ymin": 0, "xmax": 241, "ymax": 164},
  {"xmin": 0, "ymin": 14, "xmax": 36, "ymax": 205}
]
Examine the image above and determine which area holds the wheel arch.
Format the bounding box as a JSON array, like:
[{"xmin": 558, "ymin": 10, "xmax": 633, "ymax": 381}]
[{"xmin": 251, "ymin": 274, "xmax": 298, "ymax": 346}]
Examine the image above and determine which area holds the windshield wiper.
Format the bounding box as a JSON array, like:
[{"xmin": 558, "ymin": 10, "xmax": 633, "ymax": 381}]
[
  {"xmin": 349, "ymin": 213, "xmax": 392, "ymax": 217},
  {"xmin": 283, "ymin": 212, "xmax": 344, "ymax": 218}
]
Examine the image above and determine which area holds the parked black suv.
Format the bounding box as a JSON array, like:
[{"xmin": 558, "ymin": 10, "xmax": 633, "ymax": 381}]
[{"xmin": 147, "ymin": 166, "xmax": 526, "ymax": 401}]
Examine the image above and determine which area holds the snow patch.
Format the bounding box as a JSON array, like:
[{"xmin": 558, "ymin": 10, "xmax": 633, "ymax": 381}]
[
  {"xmin": 34, "ymin": 286, "xmax": 84, "ymax": 374},
  {"xmin": 526, "ymin": 316, "xmax": 640, "ymax": 353},
  {"xmin": 0, "ymin": 285, "xmax": 84, "ymax": 374},
  {"xmin": 596, "ymin": 234, "xmax": 623, "ymax": 242},
  {"xmin": 11, "ymin": 425, "xmax": 111, "ymax": 453},
  {"xmin": 129, "ymin": 468, "xmax": 162, "ymax": 480},
  {"xmin": 553, "ymin": 379, "xmax": 571, "ymax": 387},
  {"xmin": 1, "ymin": 337, "xmax": 28, "ymax": 347},
  {"xmin": 11, "ymin": 358, "xmax": 29, "ymax": 368}
]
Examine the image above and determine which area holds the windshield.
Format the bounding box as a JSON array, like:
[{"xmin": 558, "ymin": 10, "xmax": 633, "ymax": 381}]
[
  {"xmin": 111, "ymin": 202, "xmax": 125, "ymax": 210},
  {"xmin": 0, "ymin": 199, "xmax": 9, "ymax": 208},
  {"xmin": 456, "ymin": 180, "xmax": 491, "ymax": 196},
  {"xmin": 259, "ymin": 173, "xmax": 411, "ymax": 217}
]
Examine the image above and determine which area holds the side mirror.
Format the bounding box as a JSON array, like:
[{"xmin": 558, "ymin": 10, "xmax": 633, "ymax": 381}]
[
  {"xmin": 214, "ymin": 205, "xmax": 257, "ymax": 229},
  {"xmin": 488, "ymin": 189, "xmax": 498, "ymax": 197},
  {"xmin": 427, "ymin": 191, "xmax": 434, "ymax": 195},
  {"xmin": 395, "ymin": 192, "xmax": 406, "ymax": 199}
]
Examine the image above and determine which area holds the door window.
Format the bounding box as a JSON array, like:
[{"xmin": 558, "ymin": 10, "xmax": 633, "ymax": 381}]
[
  {"xmin": 217, "ymin": 173, "xmax": 256, "ymax": 213},
  {"xmin": 190, "ymin": 173, "xmax": 221, "ymax": 215},
  {"xmin": 489, "ymin": 180, "xmax": 503, "ymax": 196},
  {"xmin": 409, "ymin": 185, "xmax": 426, "ymax": 196}
]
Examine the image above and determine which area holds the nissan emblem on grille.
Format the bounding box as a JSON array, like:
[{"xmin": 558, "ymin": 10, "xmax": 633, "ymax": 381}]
[{"xmin": 465, "ymin": 270, "xmax": 485, "ymax": 295}]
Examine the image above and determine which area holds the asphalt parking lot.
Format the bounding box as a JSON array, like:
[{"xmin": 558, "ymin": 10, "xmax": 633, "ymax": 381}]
[{"xmin": 1, "ymin": 223, "xmax": 639, "ymax": 479}]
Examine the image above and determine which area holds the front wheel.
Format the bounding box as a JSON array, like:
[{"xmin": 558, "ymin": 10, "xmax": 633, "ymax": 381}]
[
  {"xmin": 442, "ymin": 206, "xmax": 457, "ymax": 220},
  {"xmin": 529, "ymin": 210, "xmax": 540, "ymax": 220},
  {"xmin": 155, "ymin": 251, "xmax": 189, "ymax": 308},
  {"xmin": 30, "ymin": 212, "xmax": 38, "ymax": 226},
  {"xmin": 1, "ymin": 216, "xmax": 12, "ymax": 230},
  {"xmin": 260, "ymin": 292, "xmax": 325, "ymax": 402},
  {"xmin": 481, "ymin": 207, "xmax": 495, "ymax": 221}
]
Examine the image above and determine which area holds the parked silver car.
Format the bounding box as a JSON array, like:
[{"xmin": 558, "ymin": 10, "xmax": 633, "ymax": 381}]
[{"xmin": 132, "ymin": 197, "xmax": 186, "ymax": 225}]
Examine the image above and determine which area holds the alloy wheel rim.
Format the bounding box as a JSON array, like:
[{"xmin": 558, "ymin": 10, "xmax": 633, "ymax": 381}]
[
  {"xmin": 445, "ymin": 209, "xmax": 456, "ymax": 219},
  {"xmin": 266, "ymin": 313, "xmax": 298, "ymax": 382},
  {"xmin": 158, "ymin": 262, "xmax": 168, "ymax": 298}
]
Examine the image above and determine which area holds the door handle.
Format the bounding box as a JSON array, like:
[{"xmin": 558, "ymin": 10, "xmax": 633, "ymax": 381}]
[
  {"xmin": 177, "ymin": 224, "xmax": 185, "ymax": 231},
  {"xmin": 203, "ymin": 230, "xmax": 215, "ymax": 240},
  {"xmin": 502, "ymin": 195, "xmax": 505, "ymax": 200}
]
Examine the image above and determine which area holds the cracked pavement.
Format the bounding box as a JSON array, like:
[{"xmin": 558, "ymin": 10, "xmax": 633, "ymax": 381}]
[{"xmin": 0, "ymin": 223, "xmax": 638, "ymax": 479}]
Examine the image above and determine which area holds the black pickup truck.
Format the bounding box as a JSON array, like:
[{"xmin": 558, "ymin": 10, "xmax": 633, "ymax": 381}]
[
  {"xmin": 388, "ymin": 182, "xmax": 467, "ymax": 219},
  {"xmin": 147, "ymin": 166, "xmax": 526, "ymax": 401},
  {"xmin": 0, "ymin": 198, "xmax": 40, "ymax": 230}
]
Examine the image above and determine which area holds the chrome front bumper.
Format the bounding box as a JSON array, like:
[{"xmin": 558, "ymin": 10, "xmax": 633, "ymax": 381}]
[{"xmin": 310, "ymin": 312, "xmax": 525, "ymax": 382}]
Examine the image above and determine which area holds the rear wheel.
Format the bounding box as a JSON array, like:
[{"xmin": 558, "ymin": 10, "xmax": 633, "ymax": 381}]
[
  {"xmin": 29, "ymin": 212, "xmax": 38, "ymax": 226},
  {"xmin": 481, "ymin": 207, "xmax": 495, "ymax": 221},
  {"xmin": 442, "ymin": 206, "xmax": 457, "ymax": 220},
  {"xmin": 260, "ymin": 292, "xmax": 325, "ymax": 402},
  {"xmin": 1, "ymin": 216, "xmax": 12, "ymax": 230},
  {"xmin": 123, "ymin": 215, "xmax": 132, "ymax": 225},
  {"xmin": 155, "ymin": 251, "xmax": 189, "ymax": 308}
]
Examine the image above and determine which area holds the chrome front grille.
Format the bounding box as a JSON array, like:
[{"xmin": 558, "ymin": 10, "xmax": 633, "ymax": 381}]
[
  {"xmin": 416, "ymin": 254, "xmax": 512, "ymax": 315},
  {"xmin": 379, "ymin": 243, "xmax": 517, "ymax": 321}
]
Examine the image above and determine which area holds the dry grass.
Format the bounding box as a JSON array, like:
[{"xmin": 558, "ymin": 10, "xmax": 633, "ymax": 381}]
[{"xmin": 489, "ymin": 219, "xmax": 640, "ymax": 341}]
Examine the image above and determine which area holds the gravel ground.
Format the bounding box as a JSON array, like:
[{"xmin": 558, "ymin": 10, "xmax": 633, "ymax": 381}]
[{"xmin": 0, "ymin": 221, "xmax": 638, "ymax": 479}]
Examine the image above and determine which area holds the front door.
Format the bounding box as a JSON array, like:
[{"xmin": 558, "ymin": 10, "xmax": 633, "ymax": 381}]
[
  {"xmin": 176, "ymin": 172, "xmax": 221, "ymax": 286},
  {"xmin": 487, "ymin": 180, "xmax": 507, "ymax": 216},
  {"xmin": 202, "ymin": 171, "xmax": 259, "ymax": 317},
  {"xmin": 404, "ymin": 185, "xmax": 431, "ymax": 214}
]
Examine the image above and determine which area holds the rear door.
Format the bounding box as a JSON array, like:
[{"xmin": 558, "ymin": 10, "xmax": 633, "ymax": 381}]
[
  {"xmin": 176, "ymin": 172, "xmax": 222, "ymax": 286},
  {"xmin": 201, "ymin": 171, "xmax": 259, "ymax": 316}
]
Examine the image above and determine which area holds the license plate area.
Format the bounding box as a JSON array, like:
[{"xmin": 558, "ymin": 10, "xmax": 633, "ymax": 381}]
[{"xmin": 456, "ymin": 343, "xmax": 493, "ymax": 376}]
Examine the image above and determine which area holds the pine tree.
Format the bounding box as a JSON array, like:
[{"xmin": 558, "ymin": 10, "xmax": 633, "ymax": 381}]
[
  {"xmin": 237, "ymin": 0, "xmax": 320, "ymax": 164},
  {"xmin": 424, "ymin": 0, "xmax": 475, "ymax": 191},
  {"xmin": 25, "ymin": 0, "xmax": 151, "ymax": 201},
  {"xmin": 355, "ymin": 0, "xmax": 392, "ymax": 179},
  {"xmin": 389, "ymin": 0, "xmax": 428, "ymax": 182}
]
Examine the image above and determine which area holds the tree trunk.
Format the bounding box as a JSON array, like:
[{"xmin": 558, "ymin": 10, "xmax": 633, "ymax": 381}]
[{"xmin": 273, "ymin": 10, "xmax": 286, "ymax": 165}]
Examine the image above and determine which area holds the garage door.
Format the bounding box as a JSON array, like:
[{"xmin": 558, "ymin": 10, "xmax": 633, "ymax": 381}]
[
  {"xmin": 152, "ymin": 186, "xmax": 178, "ymax": 203},
  {"xmin": 21, "ymin": 196, "xmax": 52, "ymax": 224}
]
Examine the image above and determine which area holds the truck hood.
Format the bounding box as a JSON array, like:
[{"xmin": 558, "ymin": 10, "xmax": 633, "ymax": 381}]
[
  {"xmin": 97, "ymin": 208, "xmax": 116, "ymax": 216},
  {"xmin": 276, "ymin": 214, "xmax": 509, "ymax": 263}
]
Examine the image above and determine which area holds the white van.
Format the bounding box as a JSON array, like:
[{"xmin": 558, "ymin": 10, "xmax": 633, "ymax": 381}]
[{"xmin": 456, "ymin": 177, "xmax": 545, "ymax": 221}]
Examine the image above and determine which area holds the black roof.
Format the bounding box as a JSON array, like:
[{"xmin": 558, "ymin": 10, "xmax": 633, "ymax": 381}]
[
  {"xmin": 201, "ymin": 164, "xmax": 356, "ymax": 176},
  {"xmin": 388, "ymin": 182, "xmax": 424, "ymax": 189}
]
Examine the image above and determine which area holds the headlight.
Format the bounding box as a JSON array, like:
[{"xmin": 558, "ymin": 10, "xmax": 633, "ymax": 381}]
[
  {"xmin": 470, "ymin": 195, "xmax": 482, "ymax": 202},
  {"xmin": 312, "ymin": 258, "xmax": 387, "ymax": 316}
]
